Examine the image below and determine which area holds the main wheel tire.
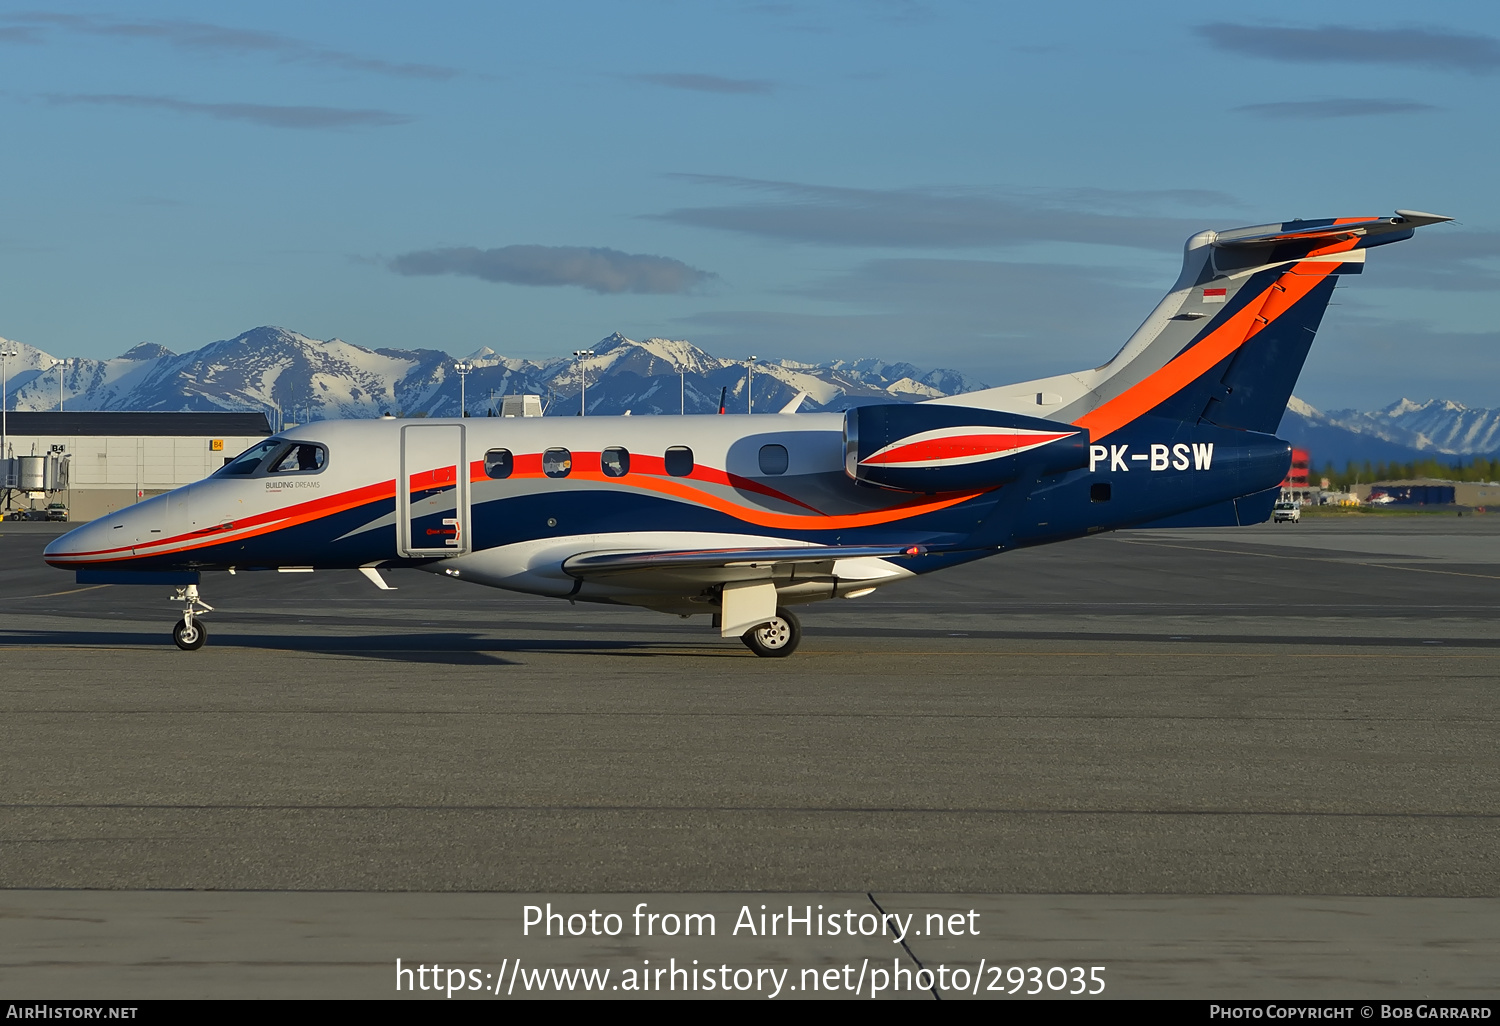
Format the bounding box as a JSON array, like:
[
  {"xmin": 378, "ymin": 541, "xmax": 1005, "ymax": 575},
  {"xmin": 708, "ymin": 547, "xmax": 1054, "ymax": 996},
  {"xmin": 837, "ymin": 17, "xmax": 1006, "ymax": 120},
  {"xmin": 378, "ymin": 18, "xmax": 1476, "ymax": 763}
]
[
  {"xmin": 172, "ymin": 618, "xmax": 206, "ymax": 651},
  {"xmin": 741, "ymin": 608, "xmax": 801, "ymax": 658}
]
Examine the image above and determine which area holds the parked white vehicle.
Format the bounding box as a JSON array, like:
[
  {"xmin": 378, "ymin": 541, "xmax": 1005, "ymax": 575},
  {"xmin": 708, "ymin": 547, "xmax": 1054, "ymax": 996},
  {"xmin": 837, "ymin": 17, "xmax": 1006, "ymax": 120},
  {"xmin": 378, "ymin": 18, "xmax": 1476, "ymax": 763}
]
[{"xmin": 1273, "ymin": 500, "xmax": 1301, "ymax": 523}]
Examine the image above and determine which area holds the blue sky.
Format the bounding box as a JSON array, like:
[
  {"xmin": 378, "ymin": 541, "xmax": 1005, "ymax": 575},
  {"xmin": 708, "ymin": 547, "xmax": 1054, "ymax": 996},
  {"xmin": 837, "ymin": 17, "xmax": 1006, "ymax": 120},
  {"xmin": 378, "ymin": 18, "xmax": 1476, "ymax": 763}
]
[{"xmin": 2, "ymin": 1, "xmax": 1497, "ymax": 410}]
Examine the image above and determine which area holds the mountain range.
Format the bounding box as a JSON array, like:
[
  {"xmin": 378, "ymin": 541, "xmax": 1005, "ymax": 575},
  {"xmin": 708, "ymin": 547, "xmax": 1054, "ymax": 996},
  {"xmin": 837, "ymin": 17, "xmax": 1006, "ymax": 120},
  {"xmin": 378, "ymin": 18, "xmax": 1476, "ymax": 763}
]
[
  {"xmin": 1, "ymin": 325, "xmax": 1495, "ymax": 470},
  {"xmin": 1279, "ymin": 397, "xmax": 1500, "ymax": 468},
  {"xmin": 0, "ymin": 327, "xmax": 984, "ymax": 425}
]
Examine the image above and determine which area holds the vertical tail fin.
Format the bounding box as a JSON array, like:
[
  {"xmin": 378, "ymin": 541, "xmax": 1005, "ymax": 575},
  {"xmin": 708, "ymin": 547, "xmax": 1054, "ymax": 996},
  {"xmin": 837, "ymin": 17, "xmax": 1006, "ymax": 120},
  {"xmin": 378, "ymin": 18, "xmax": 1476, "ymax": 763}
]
[{"xmin": 931, "ymin": 210, "xmax": 1451, "ymax": 440}]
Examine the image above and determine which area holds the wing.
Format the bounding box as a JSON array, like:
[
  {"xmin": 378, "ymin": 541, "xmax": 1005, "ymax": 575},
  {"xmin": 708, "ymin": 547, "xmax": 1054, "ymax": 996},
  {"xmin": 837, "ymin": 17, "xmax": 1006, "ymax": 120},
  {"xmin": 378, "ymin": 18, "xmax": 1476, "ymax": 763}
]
[{"xmin": 563, "ymin": 543, "xmax": 928, "ymax": 588}]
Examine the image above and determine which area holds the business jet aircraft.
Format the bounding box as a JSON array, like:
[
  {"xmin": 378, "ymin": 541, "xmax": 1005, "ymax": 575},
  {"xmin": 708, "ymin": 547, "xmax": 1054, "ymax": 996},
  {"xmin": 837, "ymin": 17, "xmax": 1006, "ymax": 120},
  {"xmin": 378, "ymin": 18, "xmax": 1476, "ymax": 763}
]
[{"xmin": 45, "ymin": 211, "xmax": 1450, "ymax": 656}]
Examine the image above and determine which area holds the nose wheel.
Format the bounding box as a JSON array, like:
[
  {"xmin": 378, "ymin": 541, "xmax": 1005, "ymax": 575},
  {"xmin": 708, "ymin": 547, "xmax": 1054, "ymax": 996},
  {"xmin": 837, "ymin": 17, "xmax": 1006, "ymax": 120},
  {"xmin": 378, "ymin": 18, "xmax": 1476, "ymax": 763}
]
[
  {"xmin": 172, "ymin": 618, "xmax": 207, "ymax": 650},
  {"xmin": 170, "ymin": 584, "xmax": 214, "ymax": 651},
  {"xmin": 741, "ymin": 607, "xmax": 801, "ymax": 658}
]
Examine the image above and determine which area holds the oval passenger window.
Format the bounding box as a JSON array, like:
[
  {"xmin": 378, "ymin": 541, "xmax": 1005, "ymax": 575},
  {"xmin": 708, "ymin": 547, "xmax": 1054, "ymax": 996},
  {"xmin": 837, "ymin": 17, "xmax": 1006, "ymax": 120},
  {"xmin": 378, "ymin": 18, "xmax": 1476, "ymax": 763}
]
[
  {"xmin": 601, "ymin": 447, "xmax": 630, "ymax": 478},
  {"xmin": 758, "ymin": 444, "xmax": 789, "ymax": 475},
  {"xmin": 543, "ymin": 448, "xmax": 573, "ymax": 478},
  {"xmin": 664, "ymin": 446, "xmax": 694, "ymax": 477},
  {"xmin": 484, "ymin": 449, "xmax": 513, "ymax": 479}
]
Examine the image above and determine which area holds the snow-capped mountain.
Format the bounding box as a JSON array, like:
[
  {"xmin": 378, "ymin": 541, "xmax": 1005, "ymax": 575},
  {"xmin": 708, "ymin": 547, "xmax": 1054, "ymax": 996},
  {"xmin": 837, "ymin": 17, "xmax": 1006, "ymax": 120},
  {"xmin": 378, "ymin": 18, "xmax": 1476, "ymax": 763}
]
[
  {"xmin": 1280, "ymin": 396, "xmax": 1500, "ymax": 467},
  {"xmin": 1, "ymin": 327, "xmax": 989, "ymax": 422},
  {"xmin": 1330, "ymin": 398, "xmax": 1500, "ymax": 455}
]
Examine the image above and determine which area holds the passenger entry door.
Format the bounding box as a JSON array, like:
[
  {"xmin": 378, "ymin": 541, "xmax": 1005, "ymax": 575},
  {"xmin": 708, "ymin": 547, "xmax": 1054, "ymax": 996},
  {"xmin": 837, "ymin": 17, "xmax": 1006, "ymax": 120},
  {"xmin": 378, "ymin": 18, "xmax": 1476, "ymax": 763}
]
[{"xmin": 399, "ymin": 424, "xmax": 470, "ymax": 558}]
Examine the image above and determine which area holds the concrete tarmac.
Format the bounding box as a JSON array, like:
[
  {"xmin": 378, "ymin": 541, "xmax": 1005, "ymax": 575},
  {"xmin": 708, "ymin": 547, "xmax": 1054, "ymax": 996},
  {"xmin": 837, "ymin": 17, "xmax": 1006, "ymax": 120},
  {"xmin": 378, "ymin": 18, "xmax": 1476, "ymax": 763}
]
[{"xmin": 2, "ymin": 516, "xmax": 1498, "ymax": 998}]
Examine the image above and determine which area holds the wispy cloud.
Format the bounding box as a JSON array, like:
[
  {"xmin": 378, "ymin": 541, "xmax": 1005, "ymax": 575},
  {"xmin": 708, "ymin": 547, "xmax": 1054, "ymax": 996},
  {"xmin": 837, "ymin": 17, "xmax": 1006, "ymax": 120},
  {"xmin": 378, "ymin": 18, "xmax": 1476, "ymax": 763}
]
[
  {"xmin": 1235, "ymin": 98, "xmax": 1439, "ymax": 119},
  {"xmin": 6, "ymin": 12, "xmax": 459, "ymax": 80},
  {"xmin": 45, "ymin": 93, "xmax": 411, "ymax": 129},
  {"xmin": 1197, "ymin": 22, "xmax": 1500, "ymax": 73},
  {"xmin": 0, "ymin": 25, "xmax": 39, "ymax": 43},
  {"xmin": 389, "ymin": 245, "xmax": 715, "ymax": 294},
  {"xmin": 651, "ymin": 176, "xmax": 1233, "ymax": 251},
  {"xmin": 684, "ymin": 258, "xmax": 1159, "ymax": 380},
  {"xmin": 628, "ymin": 73, "xmax": 774, "ymax": 94},
  {"xmin": 1361, "ymin": 228, "xmax": 1500, "ymax": 292}
]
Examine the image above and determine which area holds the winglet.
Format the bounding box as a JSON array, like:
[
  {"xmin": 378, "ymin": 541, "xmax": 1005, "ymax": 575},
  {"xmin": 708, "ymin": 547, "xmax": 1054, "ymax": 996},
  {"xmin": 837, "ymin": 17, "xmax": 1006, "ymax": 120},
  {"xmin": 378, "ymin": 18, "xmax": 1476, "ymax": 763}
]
[{"xmin": 779, "ymin": 391, "xmax": 809, "ymax": 414}]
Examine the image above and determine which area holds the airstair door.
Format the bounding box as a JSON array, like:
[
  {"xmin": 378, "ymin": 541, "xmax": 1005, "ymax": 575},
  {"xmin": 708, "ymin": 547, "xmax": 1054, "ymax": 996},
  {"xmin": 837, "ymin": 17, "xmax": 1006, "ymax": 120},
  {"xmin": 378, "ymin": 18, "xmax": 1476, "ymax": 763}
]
[{"xmin": 399, "ymin": 424, "xmax": 470, "ymax": 558}]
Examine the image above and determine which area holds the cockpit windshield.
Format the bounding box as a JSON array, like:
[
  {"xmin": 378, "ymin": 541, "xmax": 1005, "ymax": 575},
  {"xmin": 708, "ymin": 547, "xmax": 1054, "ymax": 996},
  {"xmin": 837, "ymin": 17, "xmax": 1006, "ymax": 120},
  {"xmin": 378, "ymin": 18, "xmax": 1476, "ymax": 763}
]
[
  {"xmin": 217, "ymin": 440, "xmax": 284, "ymax": 476},
  {"xmin": 269, "ymin": 443, "xmax": 327, "ymax": 473}
]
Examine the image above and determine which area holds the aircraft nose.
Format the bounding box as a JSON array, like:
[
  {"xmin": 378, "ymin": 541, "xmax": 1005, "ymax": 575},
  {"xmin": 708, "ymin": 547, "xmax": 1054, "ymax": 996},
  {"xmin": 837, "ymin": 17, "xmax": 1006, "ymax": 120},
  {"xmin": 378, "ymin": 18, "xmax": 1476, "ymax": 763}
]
[{"xmin": 44, "ymin": 509, "xmax": 137, "ymax": 568}]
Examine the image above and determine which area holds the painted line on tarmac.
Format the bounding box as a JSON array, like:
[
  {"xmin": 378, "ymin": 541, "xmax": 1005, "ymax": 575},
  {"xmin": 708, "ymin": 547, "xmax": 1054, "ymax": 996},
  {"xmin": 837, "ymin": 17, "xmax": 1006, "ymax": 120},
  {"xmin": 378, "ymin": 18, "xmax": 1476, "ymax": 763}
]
[
  {"xmin": 1117, "ymin": 537, "xmax": 1500, "ymax": 580},
  {"xmin": 1, "ymin": 644, "xmax": 1495, "ymax": 660},
  {"xmin": 4, "ymin": 801, "xmax": 1498, "ymax": 819},
  {"xmin": 0, "ymin": 584, "xmax": 113, "ymax": 600}
]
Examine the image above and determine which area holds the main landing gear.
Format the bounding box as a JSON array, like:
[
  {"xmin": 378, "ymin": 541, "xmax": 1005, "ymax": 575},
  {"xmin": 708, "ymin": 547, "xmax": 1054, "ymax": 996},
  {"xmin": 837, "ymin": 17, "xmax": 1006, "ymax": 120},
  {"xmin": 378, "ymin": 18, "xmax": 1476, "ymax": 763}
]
[
  {"xmin": 741, "ymin": 607, "xmax": 801, "ymax": 658},
  {"xmin": 170, "ymin": 584, "xmax": 213, "ymax": 651}
]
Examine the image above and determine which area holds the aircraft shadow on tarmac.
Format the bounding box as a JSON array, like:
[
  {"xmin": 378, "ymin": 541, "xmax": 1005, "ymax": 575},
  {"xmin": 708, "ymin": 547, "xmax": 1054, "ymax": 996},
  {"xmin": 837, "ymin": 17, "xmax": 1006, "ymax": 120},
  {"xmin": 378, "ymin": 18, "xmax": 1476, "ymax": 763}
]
[
  {"xmin": 6, "ymin": 625, "xmax": 1500, "ymax": 661},
  {"xmin": 0, "ymin": 628, "xmax": 762, "ymax": 663}
]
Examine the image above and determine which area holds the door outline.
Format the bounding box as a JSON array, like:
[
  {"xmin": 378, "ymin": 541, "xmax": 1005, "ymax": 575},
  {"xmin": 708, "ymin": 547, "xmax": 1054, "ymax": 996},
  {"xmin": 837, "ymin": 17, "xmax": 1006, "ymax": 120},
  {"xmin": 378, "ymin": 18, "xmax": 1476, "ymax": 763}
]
[{"xmin": 398, "ymin": 424, "xmax": 470, "ymax": 558}]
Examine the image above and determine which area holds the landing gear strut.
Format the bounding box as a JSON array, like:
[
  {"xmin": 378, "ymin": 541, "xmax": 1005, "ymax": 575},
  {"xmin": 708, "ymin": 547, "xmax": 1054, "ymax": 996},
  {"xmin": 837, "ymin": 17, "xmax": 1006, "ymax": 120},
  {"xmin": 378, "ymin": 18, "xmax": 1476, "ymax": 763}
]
[
  {"xmin": 741, "ymin": 607, "xmax": 801, "ymax": 658},
  {"xmin": 170, "ymin": 584, "xmax": 213, "ymax": 651}
]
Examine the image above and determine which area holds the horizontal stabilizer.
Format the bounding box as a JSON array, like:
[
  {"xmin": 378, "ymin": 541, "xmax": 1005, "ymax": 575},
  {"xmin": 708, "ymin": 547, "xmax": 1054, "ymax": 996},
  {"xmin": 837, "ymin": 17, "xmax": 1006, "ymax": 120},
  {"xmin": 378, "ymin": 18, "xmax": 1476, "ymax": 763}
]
[{"xmin": 1214, "ymin": 211, "xmax": 1452, "ymax": 249}]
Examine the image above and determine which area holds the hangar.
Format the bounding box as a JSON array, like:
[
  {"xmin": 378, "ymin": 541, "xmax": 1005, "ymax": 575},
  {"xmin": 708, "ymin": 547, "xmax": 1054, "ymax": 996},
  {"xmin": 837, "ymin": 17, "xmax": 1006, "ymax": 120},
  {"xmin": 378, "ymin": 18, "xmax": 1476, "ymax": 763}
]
[{"xmin": 1, "ymin": 411, "xmax": 272, "ymax": 521}]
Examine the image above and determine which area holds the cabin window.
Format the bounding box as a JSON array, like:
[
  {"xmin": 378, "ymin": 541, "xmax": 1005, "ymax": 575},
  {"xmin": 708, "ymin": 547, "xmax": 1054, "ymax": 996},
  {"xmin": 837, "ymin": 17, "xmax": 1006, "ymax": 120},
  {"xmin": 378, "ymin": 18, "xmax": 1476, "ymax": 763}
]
[
  {"xmin": 664, "ymin": 446, "xmax": 694, "ymax": 477},
  {"xmin": 1090, "ymin": 483, "xmax": 1111, "ymax": 502},
  {"xmin": 217, "ymin": 440, "xmax": 282, "ymax": 476},
  {"xmin": 484, "ymin": 448, "xmax": 513, "ymax": 479},
  {"xmin": 758, "ymin": 444, "xmax": 789, "ymax": 475},
  {"xmin": 543, "ymin": 447, "xmax": 573, "ymax": 478},
  {"xmin": 601, "ymin": 447, "xmax": 630, "ymax": 478},
  {"xmin": 268, "ymin": 443, "xmax": 327, "ymax": 474}
]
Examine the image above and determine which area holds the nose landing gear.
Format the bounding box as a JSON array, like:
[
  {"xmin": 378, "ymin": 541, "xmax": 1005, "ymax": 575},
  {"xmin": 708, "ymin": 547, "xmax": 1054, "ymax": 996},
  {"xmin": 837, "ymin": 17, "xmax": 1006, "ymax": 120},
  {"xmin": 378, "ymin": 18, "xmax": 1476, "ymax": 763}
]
[{"xmin": 170, "ymin": 584, "xmax": 213, "ymax": 651}]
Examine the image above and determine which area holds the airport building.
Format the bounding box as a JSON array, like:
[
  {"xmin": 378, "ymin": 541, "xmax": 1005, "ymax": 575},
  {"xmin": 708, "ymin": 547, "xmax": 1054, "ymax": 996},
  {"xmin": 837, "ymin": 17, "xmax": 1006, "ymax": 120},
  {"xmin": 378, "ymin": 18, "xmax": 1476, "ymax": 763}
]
[
  {"xmin": 2, "ymin": 411, "xmax": 272, "ymax": 521},
  {"xmin": 1353, "ymin": 477, "xmax": 1500, "ymax": 508}
]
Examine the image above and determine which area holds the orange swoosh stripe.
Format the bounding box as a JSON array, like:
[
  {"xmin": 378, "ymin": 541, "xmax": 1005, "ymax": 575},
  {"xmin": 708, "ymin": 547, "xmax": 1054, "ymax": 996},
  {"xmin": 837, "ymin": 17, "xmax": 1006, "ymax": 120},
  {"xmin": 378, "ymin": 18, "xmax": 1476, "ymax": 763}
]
[
  {"xmin": 500, "ymin": 468, "xmax": 988, "ymax": 530},
  {"xmin": 1073, "ymin": 246, "xmax": 1353, "ymax": 442}
]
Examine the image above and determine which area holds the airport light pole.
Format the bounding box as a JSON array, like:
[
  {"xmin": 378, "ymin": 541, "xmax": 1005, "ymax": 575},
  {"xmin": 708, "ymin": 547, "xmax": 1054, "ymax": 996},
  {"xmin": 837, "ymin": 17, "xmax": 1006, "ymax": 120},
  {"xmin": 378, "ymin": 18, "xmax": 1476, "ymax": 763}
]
[
  {"xmin": 453, "ymin": 360, "xmax": 473, "ymax": 417},
  {"xmin": 747, "ymin": 355, "xmax": 757, "ymax": 414},
  {"xmin": 572, "ymin": 349, "xmax": 594, "ymax": 415},
  {"xmin": 54, "ymin": 358, "xmax": 72, "ymax": 412},
  {"xmin": 0, "ymin": 343, "xmax": 17, "ymax": 461}
]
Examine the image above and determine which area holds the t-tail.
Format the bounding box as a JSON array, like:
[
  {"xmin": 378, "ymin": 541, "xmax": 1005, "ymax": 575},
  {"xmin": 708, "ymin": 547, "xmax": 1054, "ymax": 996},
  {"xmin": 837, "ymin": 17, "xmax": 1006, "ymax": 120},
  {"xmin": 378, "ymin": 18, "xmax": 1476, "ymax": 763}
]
[
  {"xmin": 933, "ymin": 210, "xmax": 1451, "ymax": 436},
  {"xmin": 908, "ymin": 210, "xmax": 1455, "ymax": 537}
]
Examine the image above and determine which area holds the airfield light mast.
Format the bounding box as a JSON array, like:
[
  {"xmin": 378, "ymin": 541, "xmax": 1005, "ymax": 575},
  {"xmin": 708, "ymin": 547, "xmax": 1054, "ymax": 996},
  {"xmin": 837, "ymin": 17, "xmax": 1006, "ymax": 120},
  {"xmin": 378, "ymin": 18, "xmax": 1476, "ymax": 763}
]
[
  {"xmin": 0, "ymin": 342, "xmax": 17, "ymax": 463},
  {"xmin": 54, "ymin": 358, "xmax": 72, "ymax": 412},
  {"xmin": 572, "ymin": 350, "xmax": 595, "ymax": 416},
  {"xmin": 747, "ymin": 355, "xmax": 757, "ymax": 414},
  {"xmin": 453, "ymin": 360, "xmax": 473, "ymax": 417}
]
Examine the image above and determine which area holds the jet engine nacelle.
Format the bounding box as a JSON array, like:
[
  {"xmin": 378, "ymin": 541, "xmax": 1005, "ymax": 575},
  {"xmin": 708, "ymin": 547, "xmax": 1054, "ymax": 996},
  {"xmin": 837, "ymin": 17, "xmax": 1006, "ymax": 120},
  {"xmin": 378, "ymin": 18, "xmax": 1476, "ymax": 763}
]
[{"xmin": 843, "ymin": 404, "xmax": 1090, "ymax": 492}]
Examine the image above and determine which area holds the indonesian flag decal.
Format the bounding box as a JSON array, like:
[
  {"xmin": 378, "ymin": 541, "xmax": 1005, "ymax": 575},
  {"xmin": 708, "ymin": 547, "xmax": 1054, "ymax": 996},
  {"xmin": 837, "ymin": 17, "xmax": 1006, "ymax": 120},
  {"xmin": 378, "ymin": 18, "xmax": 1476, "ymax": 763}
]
[
  {"xmin": 1202, "ymin": 287, "xmax": 1228, "ymax": 304},
  {"xmin": 861, "ymin": 425, "xmax": 1077, "ymax": 468}
]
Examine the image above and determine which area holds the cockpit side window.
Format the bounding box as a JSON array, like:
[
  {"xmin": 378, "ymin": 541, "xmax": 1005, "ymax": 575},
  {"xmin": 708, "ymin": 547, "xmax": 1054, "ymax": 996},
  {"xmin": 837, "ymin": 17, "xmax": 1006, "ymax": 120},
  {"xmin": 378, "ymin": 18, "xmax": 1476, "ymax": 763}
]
[
  {"xmin": 218, "ymin": 440, "xmax": 284, "ymax": 476},
  {"xmin": 269, "ymin": 443, "xmax": 328, "ymax": 474}
]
